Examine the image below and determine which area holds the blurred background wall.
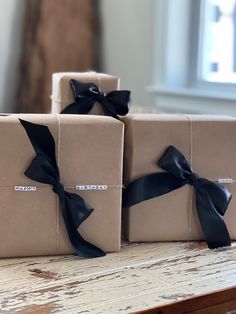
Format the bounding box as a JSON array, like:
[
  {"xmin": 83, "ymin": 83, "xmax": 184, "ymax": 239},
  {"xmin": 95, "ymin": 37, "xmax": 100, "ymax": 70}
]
[
  {"xmin": 0, "ymin": 0, "xmax": 25, "ymax": 112},
  {"xmin": 100, "ymin": 0, "xmax": 154, "ymax": 108}
]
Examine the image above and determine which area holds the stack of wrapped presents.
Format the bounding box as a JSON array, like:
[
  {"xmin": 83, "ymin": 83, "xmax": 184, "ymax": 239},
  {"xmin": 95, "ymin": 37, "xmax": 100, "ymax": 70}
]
[{"xmin": 1, "ymin": 71, "xmax": 236, "ymax": 258}]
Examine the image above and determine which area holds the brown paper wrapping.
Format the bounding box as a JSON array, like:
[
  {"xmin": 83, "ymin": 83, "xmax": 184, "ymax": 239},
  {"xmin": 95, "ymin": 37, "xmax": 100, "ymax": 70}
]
[
  {"xmin": 0, "ymin": 114, "xmax": 124, "ymax": 257},
  {"xmin": 122, "ymin": 114, "xmax": 236, "ymax": 242},
  {"xmin": 51, "ymin": 72, "xmax": 120, "ymax": 114}
]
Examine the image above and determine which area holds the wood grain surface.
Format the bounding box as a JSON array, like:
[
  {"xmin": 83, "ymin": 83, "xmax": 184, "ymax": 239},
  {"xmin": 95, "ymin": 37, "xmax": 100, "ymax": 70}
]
[
  {"xmin": 17, "ymin": 0, "xmax": 98, "ymax": 113},
  {"xmin": 0, "ymin": 242, "xmax": 236, "ymax": 313}
]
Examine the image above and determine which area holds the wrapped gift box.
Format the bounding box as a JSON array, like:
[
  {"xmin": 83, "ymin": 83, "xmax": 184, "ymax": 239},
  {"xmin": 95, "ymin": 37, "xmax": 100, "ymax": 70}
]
[
  {"xmin": 122, "ymin": 114, "xmax": 236, "ymax": 243},
  {"xmin": 51, "ymin": 72, "xmax": 120, "ymax": 114},
  {"xmin": 0, "ymin": 114, "xmax": 123, "ymax": 257}
]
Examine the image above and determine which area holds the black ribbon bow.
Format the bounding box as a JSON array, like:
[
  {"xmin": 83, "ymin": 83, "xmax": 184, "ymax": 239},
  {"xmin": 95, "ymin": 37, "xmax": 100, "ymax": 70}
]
[
  {"xmin": 61, "ymin": 79, "xmax": 131, "ymax": 119},
  {"xmin": 123, "ymin": 145, "xmax": 232, "ymax": 249},
  {"xmin": 19, "ymin": 119, "xmax": 105, "ymax": 258}
]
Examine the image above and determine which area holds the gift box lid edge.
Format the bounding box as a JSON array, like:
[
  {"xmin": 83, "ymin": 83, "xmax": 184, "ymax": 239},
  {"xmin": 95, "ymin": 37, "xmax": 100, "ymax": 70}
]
[{"xmin": 52, "ymin": 72, "xmax": 119, "ymax": 81}]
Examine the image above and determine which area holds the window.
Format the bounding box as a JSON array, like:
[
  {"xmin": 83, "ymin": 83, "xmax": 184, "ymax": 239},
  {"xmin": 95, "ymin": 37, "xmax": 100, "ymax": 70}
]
[
  {"xmin": 199, "ymin": 0, "xmax": 236, "ymax": 84},
  {"xmin": 150, "ymin": 0, "xmax": 236, "ymax": 114}
]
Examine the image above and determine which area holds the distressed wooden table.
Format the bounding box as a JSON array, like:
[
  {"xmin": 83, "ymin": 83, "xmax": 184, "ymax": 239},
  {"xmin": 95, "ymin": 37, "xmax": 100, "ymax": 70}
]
[{"xmin": 0, "ymin": 242, "xmax": 236, "ymax": 314}]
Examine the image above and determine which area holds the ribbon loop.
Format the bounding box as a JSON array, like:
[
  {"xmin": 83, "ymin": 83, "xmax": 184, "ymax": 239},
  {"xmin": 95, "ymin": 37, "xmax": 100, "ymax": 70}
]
[
  {"xmin": 71, "ymin": 80, "xmax": 99, "ymax": 98},
  {"xmin": 20, "ymin": 118, "xmax": 106, "ymax": 258},
  {"xmin": 158, "ymin": 145, "xmax": 193, "ymax": 180},
  {"xmin": 61, "ymin": 79, "xmax": 131, "ymax": 119},
  {"xmin": 123, "ymin": 145, "xmax": 231, "ymax": 249}
]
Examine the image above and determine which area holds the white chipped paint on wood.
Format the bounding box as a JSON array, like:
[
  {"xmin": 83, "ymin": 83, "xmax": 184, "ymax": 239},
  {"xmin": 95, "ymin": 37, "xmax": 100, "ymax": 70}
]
[{"xmin": 0, "ymin": 242, "xmax": 236, "ymax": 313}]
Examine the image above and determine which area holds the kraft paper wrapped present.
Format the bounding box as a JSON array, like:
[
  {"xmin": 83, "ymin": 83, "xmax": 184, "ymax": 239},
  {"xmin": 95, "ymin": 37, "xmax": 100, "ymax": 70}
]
[
  {"xmin": 0, "ymin": 114, "xmax": 124, "ymax": 258},
  {"xmin": 51, "ymin": 72, "xmax": 130, "ymax": 118},
  {"xmin": 122, "ymin": 114, "xmax": 236, "ymax": 248}
]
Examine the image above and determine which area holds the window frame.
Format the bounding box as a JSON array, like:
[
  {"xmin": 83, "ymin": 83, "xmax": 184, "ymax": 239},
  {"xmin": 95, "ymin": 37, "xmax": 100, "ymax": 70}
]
[
  {"xmin": 148, "ymin": 0, "xmax": 236, "ymax": 114},
  {"xmin": 197, "ymin": 0, "xmax": 236, "ymax": 88}
]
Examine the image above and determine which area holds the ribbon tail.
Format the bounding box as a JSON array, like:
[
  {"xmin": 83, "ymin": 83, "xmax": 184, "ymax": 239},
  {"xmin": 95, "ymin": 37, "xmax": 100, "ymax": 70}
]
[
  {"xmin": 199, "ymin": 179, "xmax": 232, "ymax": 216},
  {"xmin": 62, "ymin": 191, "xmax": 106, "ymax": 258},
  {"xmin": 70, "ymin": 229, "xmax": 106, "ymax": 258},
  {"xmin": 123, "ymin": 172, "xmax": 185, "ymax": 208},
  {"xmin": 19, "ymin": 119, "xmax": 59, "ymax": 175},
  {"xmin": 195, "ymin": 187, "xmax": 231, "ymax": 249}
]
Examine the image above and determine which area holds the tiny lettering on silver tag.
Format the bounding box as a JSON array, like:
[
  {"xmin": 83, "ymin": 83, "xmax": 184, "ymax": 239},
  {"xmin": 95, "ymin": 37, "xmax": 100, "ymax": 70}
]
[
  {"xmin": 218, "ymin": 178, "xmax": 233, "ymax": 184},
  {"xmin": 14, "ymin": 186, "xmax": 37, "ymax": 192},
  {"xmin": 76, "ymin": 185, "xmax": 108, "ymax": 191}
]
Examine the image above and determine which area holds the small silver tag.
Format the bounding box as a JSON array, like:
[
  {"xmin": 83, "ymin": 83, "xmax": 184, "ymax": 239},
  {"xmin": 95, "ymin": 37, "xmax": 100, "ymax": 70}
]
[
  {"xmin": 14, "ymin": 186, "xmax": 37, "ymax": 192},
  {"xmin": 76, "ymin": 185, "xmax": 108, "ymax": 191},
  {"xmin": 218, "ymin": 178, "xmax": 233, "ymax": 184}
]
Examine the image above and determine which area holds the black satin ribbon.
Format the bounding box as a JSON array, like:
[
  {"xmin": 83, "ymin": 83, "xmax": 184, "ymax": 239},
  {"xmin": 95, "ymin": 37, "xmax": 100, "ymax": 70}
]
[
  {"xmin": 61, "ymin": 79, "xmax": 131, "ymax": 119},
  {"xmin": 19, "ymin": 119, "xmax": 105, "ymax": 258},
  {"xmin": 123, "ymin": 145, "xmax": 232, "ymax": 249}
]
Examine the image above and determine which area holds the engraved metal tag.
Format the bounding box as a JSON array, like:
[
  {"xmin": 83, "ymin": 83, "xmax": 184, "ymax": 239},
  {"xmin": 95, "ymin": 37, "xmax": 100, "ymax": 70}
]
[
  {"xmin": 14, "ymin": 186, "xmax": 37, "ymax": 192},
  {"xmin": 76, "ymin": 185, "xmax": 108, "ymax": 191},
  {"xmin": 218, "ymin": 178, "xmax": 233, "ymax": 184}
]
